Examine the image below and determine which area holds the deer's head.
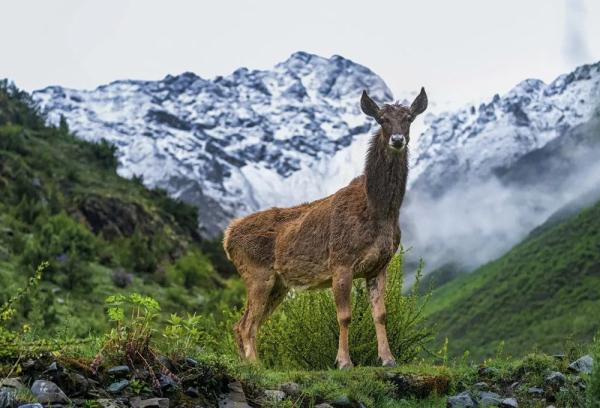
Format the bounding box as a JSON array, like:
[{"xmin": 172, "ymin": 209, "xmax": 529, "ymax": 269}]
[{"xmin": 361, "ymin": 88, "xmax": 428, "ymax": 152}]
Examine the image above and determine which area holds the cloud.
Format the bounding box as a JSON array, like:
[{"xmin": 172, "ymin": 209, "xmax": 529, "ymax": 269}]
[{"xmin": 563, "ymin": 0, "xmax": 591, "ymax": 64}]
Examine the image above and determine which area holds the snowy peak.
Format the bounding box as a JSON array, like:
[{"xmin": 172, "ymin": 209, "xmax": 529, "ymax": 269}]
[{"xmin": 33, "ymin": 52, "xmax": 394, "ymax": 236}]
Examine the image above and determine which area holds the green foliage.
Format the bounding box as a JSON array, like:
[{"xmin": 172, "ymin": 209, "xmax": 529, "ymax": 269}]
[
  {"xmin": 21, "ymin": 212, "xmax": 96, "ymax": 289},
  {"xmin": 166, "ymin": 249, "xmax": 217, "ymax": 289},
  {"xmin": 589, "ymin": 334, "xmax": 600, "ymax": 408},
  {"xmin": 88, "ymin": 139, "xmax": 118, "ymax": 171},
  {"xmin": 258, "ymin": 254, "xmax": 433, "ymax": 370},
  {"xmin": 426, "ymin": 198, "xmax": 600, "ymax": 359}
]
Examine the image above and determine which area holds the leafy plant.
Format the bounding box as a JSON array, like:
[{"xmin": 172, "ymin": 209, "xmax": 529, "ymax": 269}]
[
  {"xmin": 258, "ymin": 253, "xmax": 433, "ymax": 369},
  {"xmin": 588, "ymin": 333, "xmax": 600, "ymax": 408}
]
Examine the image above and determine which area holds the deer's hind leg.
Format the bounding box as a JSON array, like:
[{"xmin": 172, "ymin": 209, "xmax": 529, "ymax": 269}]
[
  {"xmin": 235, "ymin": 268, "xmax": 286, "ymax": 362},
  {"xmin": 367, "ymin": 269, "xmax": 396, "ymax": 367}
]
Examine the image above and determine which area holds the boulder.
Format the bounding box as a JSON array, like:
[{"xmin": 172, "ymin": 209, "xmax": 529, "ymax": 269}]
[
  {"xmin": 568, "ymin": 355, "xmax": 593, "ymax": 374},
  {"xmin": 107, "ymin": 380, "xmax": 129, "ymax": 394},
  {"xmin": 527, "ymin": 387, "xmax": 544, "ymax": 397},
  {"xmin": 447, "ymin": 391, "xmax": 475, "ymax": 408},
  {"xmin": 30, "ymin": 380, "xmax": 69, "ymax": 404},
  {"xmin": 500, "ymin": 398, "xmax": 518, "ymax": 408},
  {"xmin": 545, "ymin": 371, "xmax": 566, "ymax": 388},
  {"xmin": 479, "ymin": 391, "xmax": 502, "ymax": 406}
]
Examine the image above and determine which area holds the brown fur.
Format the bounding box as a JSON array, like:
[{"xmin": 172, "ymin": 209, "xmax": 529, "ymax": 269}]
[{"xmin": 223, "ymin": 88, "xmax": 428, "ymax": 368}]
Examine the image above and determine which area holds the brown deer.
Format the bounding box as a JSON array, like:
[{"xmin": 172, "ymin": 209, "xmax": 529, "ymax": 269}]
[{"xmin": 223, "ymin": 87, "xmax": 428, "ymax": 368}]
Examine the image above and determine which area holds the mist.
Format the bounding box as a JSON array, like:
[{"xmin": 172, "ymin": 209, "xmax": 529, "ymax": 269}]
[
  {"xmin": 401, "ymin": 138, "xmax": 600, "ymax": 278},
  {"xmin": 563, "ymin": 0, "xmax": 591, "ymax": 65}
]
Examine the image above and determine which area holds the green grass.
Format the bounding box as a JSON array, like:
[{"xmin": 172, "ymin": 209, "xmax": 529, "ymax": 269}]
[{"xmin": 425, "ymin": 197, "xmax": 600, "ymax": 360}]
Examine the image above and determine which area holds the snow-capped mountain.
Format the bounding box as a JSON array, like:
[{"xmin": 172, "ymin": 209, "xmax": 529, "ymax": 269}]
[
  {"xmin": 33, "ymin": 54, "xmax": 600, "ymax": 271},
  {"xmin": 33, "ymin": 52, "xmax": 394, "ymax": 235}
]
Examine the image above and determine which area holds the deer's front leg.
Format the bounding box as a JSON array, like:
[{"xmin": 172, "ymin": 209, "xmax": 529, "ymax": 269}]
[
  {"xmin": 367, "ymin": 270, "xmax": 396, "ymax": 367},
  {"xmin": 332, "ymin": 268, "xmax": 353, "ymax": 369}
]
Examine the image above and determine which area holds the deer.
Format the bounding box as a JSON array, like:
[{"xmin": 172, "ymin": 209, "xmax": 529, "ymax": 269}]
[{"xmin": 223, "ymin": 87, "xmax": 428, "ymax": 369}]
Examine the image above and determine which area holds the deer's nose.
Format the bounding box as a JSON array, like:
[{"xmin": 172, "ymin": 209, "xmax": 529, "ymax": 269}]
[{"xmin": 390, "ymin": 134, "xmax": 405, "ymax": 148}]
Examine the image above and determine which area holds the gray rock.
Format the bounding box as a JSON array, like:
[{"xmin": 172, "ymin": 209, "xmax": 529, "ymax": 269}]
[
  {"xmin": 447, "ymin": 391, "xmax": 475, "ymax": 408},
  {"xmin": 331, "ymin": 395, "xmax": 353, "ymax": 407},
  {"xmin": 315, "ymin": 404, "xmax": 334, "ymax": 408},
  {"xmin": 280, "ymin": 381, "xmax": 301, "ymax": 395},
  {"xmin": 0, "ymin": 378, "xmax": 24, "ymax": 389},
  {"xmin": 158, "ymin": 374, "xmax": 178, "ymax": 393},
  {"xmin": 17, "ymin": 405, "xmax": 44, "ymax": 408},
  {"xmin": 107, "ymin": 380, "xmax": 129, "ymax": 394},
  {"xmin": 545, "ymin": 371, "xmax": 566, "ymax": 388},
  {"xmin": 0, "ymin": 387, "xmax": 16, "ymax": 408},
  {"xmin": 46, "ymin": 362, "xmax": 59, "ymax": 372},
  {"xmin": 218, "ymin": 381, "xmax": 251, "ymax": 408},
  {"xmin": 30, "ymin": 380, "xmax": 69, "ymax": 404},
  {"xmin": 479, "ymin": 391, "xmax": 502, "ymax": 406},
  {"xmin": 107, "ymin": 365, "xmax": 131, "ymax": 377},
  {"xmin": 184, "ymin": 357, "xmax": 198, "ymax": 367},
  {"xmin": 500, "ymin": 398, "xmax": 518, "ymax": 408},
  {"xmin": 473, "ymin": 382, "xmax": 489, "ymax": 391},
  {"xmin": 185, "ymin": 387, "xmax": 200, "ymax": 398},
  {"xmin": 96, "ymin": 399, "xmax": 127, "ymax": 408},
  {"xmin": 130, "ymin": 398, "xmax": 170, "ymax": 408},
  {"xmin": 264, "ymin": 389, "xmax": 285, "ymax": 402},
  {"xmin": 568, "ymin": 354, "xmax": 593, "ymax": 374},
  {"xmin": 527, "ymin": 387, "xmax": 544, "ymax": 397}
]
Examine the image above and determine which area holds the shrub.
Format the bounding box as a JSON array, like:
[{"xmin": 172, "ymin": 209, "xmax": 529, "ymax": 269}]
[
  {"xmin": 88, "ymin": 139, "xmax": 119, "ymax": 171},
  {"xmin": 166, "ymin": 249, "xmax": 218, "ymax": 290},
  {"xmin": 21, "ymin": 212, "xmax": 96, "ymax": 289},
  {"xmin": 258, "ymin": 253, "xmax": 433, "ymax": 370}
]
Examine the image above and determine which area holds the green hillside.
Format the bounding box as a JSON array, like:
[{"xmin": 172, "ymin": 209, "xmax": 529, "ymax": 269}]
[
  {"xmin": 425, "ymin": 196, "xmax": 600, "ymax": 360},
  {"xmin": 0, "ymin": 80, "xmax": 240, "ymax": 336}
]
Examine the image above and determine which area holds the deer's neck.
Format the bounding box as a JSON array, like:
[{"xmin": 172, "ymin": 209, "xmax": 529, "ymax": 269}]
[{"xmin": 364, "ymin": 130, "xmax": 408, "ymax": 220}]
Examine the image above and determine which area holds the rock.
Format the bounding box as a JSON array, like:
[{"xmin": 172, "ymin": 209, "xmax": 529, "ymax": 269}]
[
  {"xmin": 96, "ymin": 399, "xmax": 127, "ymax": 408},
  {"xmin": 500, "ymin": 398, "xmax": 518, "ymax": 408},
  {"xmin": 157, "ymin": 356, "xmax": 176, "ymax": 372},
  {"xmin": 0, "ymin": 378, "xmax": 24, "ymax": 389},
  {"xmin": 280, "ymin": 381, "xmax": 301, "ymax": 396},
  {"xmin": 545, "ymin": 371, "xmax": 566, "ymax": 388},
  {"xmin": 107, "ymin": 380, "xmax": 130, "ymax": 394},
  {"xmin": 17, "ymin": 405, "xmax": 44, "ymax": 408},
  {"xmin": 527, "ymin": 387, "xmax": 544, "ymax": 397},
  {"xmin": 185, "ymin": 387, "xmax": 200, "ymax": 398},
  {"xmin": 264, "ymin": 390, "xmax": 285, "ymax": 403},
  {"xmin": 568, "ymin": 355, "xmax": 593, "ymax": 374},
  {"xmin": 473, "ymin": 382, "xmax": 489, "ymax": 391},
  {"xmin": 30, "ymin": 380, "xmax": 69, "ymax": 404},
  {"xmin": 315, "ymin": 404, "xmax": 334, "ymax": 408},
  {"xmin": 130, "ymin": 397, "xmax": 170, "ymax": 408},
  {"xmin": 158, "ymin": 374, "xmax": 178, "ymax": 393},
  {"xmin": 46, "ymin": 362, "xmax": 59, "ymax": 372},
  {"xmin": 0, "ymin": 387, "xmax": 16, "ymax": 408},
  {"xmin": 184, "ymin": 357, "xmax": 198, "ymax": 367},
  {"xmin": 107, "ymin": 365, "xmax": 131, "ymax": 377},
  {"xmin": 447, "ymin": 391, "xmax": 475, "ymax": 408},
  {"xmin": 479, "ymin": 391, "xmax": 502, "ymax": 406},
  {"xmin": 331, "ymin": 395, "xmax": 354, "ymax": 407},
  {"xmin": 218, "ymin": 381, "xmax": 251, "ymax": 408}
]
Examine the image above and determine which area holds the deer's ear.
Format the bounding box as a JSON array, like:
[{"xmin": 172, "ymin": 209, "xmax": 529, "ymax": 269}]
[
  {"xmin": 361, "ymin": 90, "xmax": 381, "ymax": 121},
  {"xmin": 410, "ymin": 87, "xmax": 428, "ymax": 116}
]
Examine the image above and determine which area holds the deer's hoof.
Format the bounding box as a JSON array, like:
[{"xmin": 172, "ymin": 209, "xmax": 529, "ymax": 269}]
[
  {"xmin": 382, "ymin": 359, "xmax": 397, "ymax": 368},
  {"xmin": 337, "ymin": 360, "xmax": 354, "ymax": 370}
]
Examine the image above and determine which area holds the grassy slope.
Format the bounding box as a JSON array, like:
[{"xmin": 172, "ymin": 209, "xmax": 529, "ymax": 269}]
[
  {"xmin": 0, "ymin": 81, "xmax": 240, "ymax": 336},
  {"xmin": 425, "ymin": 198, "xmax": 600, "ymax": 360}
]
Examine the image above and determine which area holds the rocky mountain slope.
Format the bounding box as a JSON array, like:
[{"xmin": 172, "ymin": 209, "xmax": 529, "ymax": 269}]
[{"xmin": 33, "ymin": 55, "xmax": 600, "ymax": 271}]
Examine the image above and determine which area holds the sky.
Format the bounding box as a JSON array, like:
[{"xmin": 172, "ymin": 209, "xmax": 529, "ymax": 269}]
[{"xmin": 2, "ymin": 0, "xmax": 599, "ymax": 108}]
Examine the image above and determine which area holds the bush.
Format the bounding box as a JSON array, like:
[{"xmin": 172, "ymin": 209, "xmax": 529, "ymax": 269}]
[
  {"xmin": 166, "ymin": 249, "xmax": 218, "ymax": 290},
  {"xmin": 258, "ymin": 254, "xmax": 434, "ymax": 370},
  {"xmin": 88, "ymin": 139, "xmax": 119, "ymax": 171},
  {"xmin": 21, "ymin": 212, "xmax": 96, "ymax": 289}
]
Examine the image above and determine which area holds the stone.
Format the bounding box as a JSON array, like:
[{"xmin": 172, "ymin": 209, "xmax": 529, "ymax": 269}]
[
  {"xmin": 46, "ymin": 362, "xmax": 59, "ymax": 372},
  {"xmin": 185, "ymin": 387, "xmax": 200, "ymax": 398},
  {"xmin": 107, "ymin": 365, "xmax": 131, "ymax": 377},
  {"xmin": 130, "ymin": 398, "xmax": 170, "ymax": 408},
  {"xmin": 184, "ymin": 357, "xmax": 198, "ymax": 367},
  {"xmin": 30, "ymin": 380, "xmax": 69, "ymax": 404},
  {"xmin": 218, "ymin": 381, "xmax": 251, "ymax": 408},
  {"xmin": 315, "ymin": 404, "xmax": 334, "ymax": 408},
  {"xmin": 447, "ymin": 391, "xmax": 475, "ymax": 408},
  {"xmin": 280, "ymin": 381, "xmax": 301, "ymax": 395},
  {"xmin": 473, "ymin": 382, "xmax": 489, "ymax": 391},
  {"xmin": 479, "ymin": 391, "xmax": 502, "ymax": 406},
  {"xmin": 107, "ymin": 380, "xmax": 130, "ymax": 394},
  {"xmin": 545, "ymin": 371, "xmax": 566, "ymax": 388},
  {"xmin": 331, "ymin": 395, "xmax": 353, "ymax": 407},
  {"xmin": 527, "ymin": 387, "xmax": 544, "ymax": 397},
  {"xmin": 264, "ymin": 390, "xmax": 285, "ymax": 402},
  {"xmin": 1, "ymin": 378, "xmax": 24, "ymax": 389},
  {"xmin": 500, "ymin": 398, "xmax": 518, "ymax": 408},
  {"xmin": 568, "ymin": 355, "xmax": 593, "ymax": 374},
  {"xmin": 0, "ymin": 387, "xmax": 16, "ymax": 408},
  {"xmin": 158, "ymin": 374, "xmax": 178, "ymax": 393},
  {"xmin": 17, "ymin": 405, "xmax": 44, "ymax": 408},
  {"xmin": 96, "ymin": 399, "xmax": 127, "ymax": 408}
]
